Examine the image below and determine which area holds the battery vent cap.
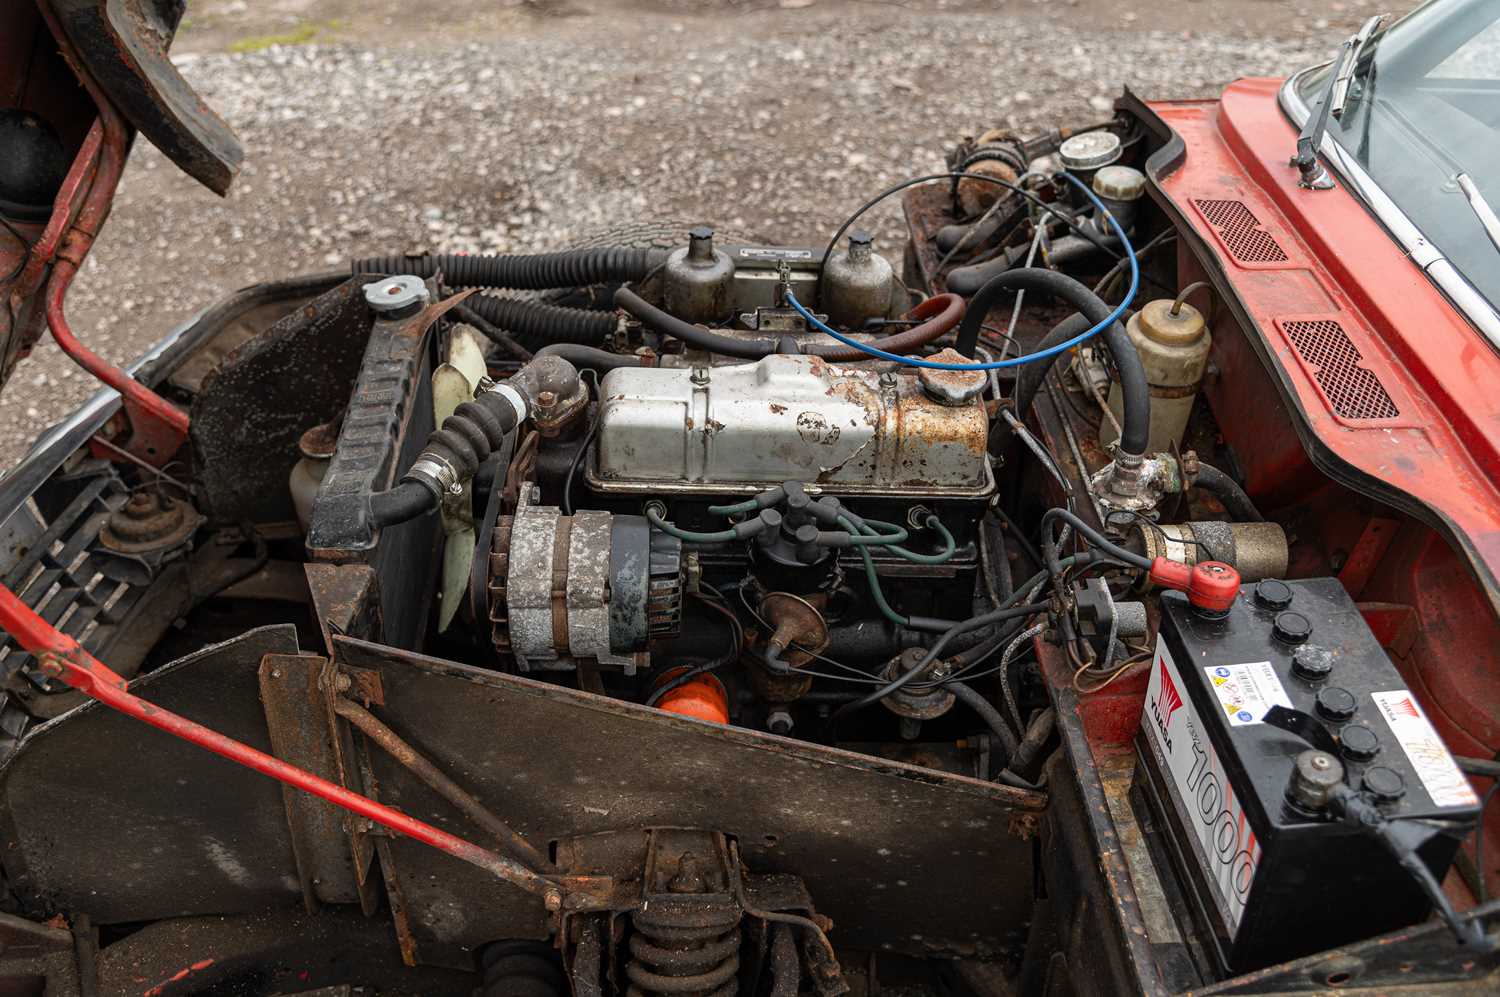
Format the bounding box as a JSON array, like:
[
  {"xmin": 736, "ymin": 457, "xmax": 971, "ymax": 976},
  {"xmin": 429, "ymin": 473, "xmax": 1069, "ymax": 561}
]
[
  {"xmin": 1254, "ymin": 579, "xmax": 1293, "ymax": 610},
  {"xmin": 1292, "ymin": 644, "xmax": 1334, "ymax": 680},
  {"xmin": 1362, "ymin": 765, "xmax": 1406, "ymax": 802},
  {"xmin": 1340, "ymin": 723, "xmax": 1381, "ymax": 762},
  {"xmin": 1315, "ymin": 685, "xmax": 1358, "ymax": 721}
]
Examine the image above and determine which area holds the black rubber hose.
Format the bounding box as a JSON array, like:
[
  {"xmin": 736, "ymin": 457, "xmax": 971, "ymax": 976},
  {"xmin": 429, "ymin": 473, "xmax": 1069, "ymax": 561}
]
[
  {"xmin": 536, "ymin": 343, "xmax": 643, "ymax": 371},
  {"xmin": 947, "ymin": 233, "xmax": 1117, "ymax": 297},
  {"xmin": 615, "ymin": 287, "xmax": 776, "ymax": 359},
  {"xmin": 955, "ymin": 268, "xmax": 1147, "ymax": 456},
  {"xmin": 949, "ymin": 681, "xmax": 1020, "ymax": 764},
  {"xmin": 368, "ymin": 388, "xmax": 522, "ymax": 529},
  {"xmin": 452, "ymin": 302, "xmax": 532, "ymax": 361},
  {"xmin": 934, "ymin": 203, "xmax": 1020, "ymax": 254},
  {"xmin": 369, "ymin": 480, "xmax": 437, "ymax": 527},
  {"xmin": 1012, "ymin": 312, "xmax": 1091, "ymax": 426},
  {"xmin": 352, "ymin": 247, "xmax": 665, "ymax": 291},
  {"xmin": 464, "ymin": 293, "xmax": 616, "ymax": 347},
  {"xmin": 368, "ymin": 354, "xmax": 580, "ymax": 528},
  {"xmin": 1193, "ymin": 462, "xmax": 1265, "ymax": 522},
  {"xmin": 1005, "ymin": 707, "xmax": 1056, "ymax": 783}
]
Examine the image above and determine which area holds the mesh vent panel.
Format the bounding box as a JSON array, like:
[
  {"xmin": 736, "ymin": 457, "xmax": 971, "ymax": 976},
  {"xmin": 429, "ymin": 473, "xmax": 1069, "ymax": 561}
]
[
  {"xmin": 1284, "ymin": 319, "xmax": 1400, "ymax": 420},
  {"xmin": 1194, "ymin": 198, "xmax": 1289, "ymax": 264}
]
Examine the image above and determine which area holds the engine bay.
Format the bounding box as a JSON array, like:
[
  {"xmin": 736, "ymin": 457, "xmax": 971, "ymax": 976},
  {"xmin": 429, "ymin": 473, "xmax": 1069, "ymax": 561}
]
[{"xmin": 0, "ymin": 95, "xmax": 1497, "ymax": 996}]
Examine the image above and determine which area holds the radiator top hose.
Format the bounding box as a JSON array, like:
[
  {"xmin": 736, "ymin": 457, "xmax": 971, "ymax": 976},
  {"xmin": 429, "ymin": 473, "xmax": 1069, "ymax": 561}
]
[{"xmin": 367, "ymin": 354, "xmax": 583, "ymax": 529}]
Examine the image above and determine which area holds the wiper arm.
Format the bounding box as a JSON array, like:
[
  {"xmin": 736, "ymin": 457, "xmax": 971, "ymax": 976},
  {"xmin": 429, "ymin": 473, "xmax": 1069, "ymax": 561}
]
[
  {"xmin": 1457, "ymin": 173, "xmax": 1500, "ymax": 255},
  {"xmin": 1291, "ymin": 13, "xmax": 1387, "ymax": 191},
  {"xmin": 1331, "ymin": 13, "xmax": 1387, "ymax": 120}
]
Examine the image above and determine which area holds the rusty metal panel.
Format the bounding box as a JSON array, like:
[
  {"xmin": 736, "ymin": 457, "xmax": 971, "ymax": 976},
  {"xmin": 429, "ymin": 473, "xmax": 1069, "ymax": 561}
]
[
  {"xmin": 0, "ymin": 626, "xmax": 304, "ymax": 924},
  {"xmin": 306, "ymin": 563, "xmax": 382, "ymax": 652},
  {"xmin": 259, "ymin": 652, "xmax": 364, "ymax": 907},
  {"xmin": 46, "ymin": 0, "xmax": 243, "ymax": 195},
  {"xmin": 331, "ymin": 636, "xmax": 1045, "ymax": 959},
  {"xmin": 189, "ymin": 279, "xmax": 372, "ymax": 525}
]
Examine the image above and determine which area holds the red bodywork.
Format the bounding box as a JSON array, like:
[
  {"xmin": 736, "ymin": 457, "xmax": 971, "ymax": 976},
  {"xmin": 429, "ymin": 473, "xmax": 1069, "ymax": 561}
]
[{"xmin": 1077, "ymin": 79, "xmax": 1500, "ymax": 902}]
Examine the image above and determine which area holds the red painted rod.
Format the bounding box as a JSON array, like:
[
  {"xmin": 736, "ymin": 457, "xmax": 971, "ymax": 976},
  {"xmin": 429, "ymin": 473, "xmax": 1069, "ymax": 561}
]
[
  {"xmin": 0, "ymin": 585, "xmax": 559, "ymax": 907},
  {"xmin": 30, "ymin": 3, "xmax": 190, "ymax": 459}
]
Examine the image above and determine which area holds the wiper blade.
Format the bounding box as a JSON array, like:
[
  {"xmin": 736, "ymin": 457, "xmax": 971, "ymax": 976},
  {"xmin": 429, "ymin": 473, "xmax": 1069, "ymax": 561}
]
[
  {"xmin": 1457, "ymin": 173, "xmax": 1500, "ymax": 255},
  {"xmin": 1331, "ymin": 13, "xmax": 1388, "ymax": 120},
  {"xmin": 1291, "ymin": 13, "xmax": 1387, "ymax": 191}
]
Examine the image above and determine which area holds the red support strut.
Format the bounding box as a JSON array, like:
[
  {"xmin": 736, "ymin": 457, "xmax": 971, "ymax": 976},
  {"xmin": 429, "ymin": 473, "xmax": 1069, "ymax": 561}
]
[
  {"xmin": 0, "ymin": 584, "xmax": 559, "ymax": 908},
  {"xmin": 30, "ymin": 4, "xmax": 190, "ymax": 467}
]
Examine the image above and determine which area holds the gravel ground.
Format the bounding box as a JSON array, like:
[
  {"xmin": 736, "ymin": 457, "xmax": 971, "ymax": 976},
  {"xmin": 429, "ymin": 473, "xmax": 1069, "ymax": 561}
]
[{"xmin": 0, "ymin": 0, "xmax": 1402, "ymax": 470}]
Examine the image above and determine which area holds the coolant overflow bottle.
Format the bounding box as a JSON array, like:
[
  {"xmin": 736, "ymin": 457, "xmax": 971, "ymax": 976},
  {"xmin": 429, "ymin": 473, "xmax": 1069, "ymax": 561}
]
[{"xmin": 1101, "ymin": 297, "xmax": 1211, "ymax": 454}]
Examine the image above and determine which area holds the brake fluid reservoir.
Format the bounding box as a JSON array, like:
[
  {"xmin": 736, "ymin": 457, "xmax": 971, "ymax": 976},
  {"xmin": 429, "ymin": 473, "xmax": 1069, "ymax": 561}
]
[{"xmin": 1101, "ymin": 298, "xmax": 1211, "ymax": 454}]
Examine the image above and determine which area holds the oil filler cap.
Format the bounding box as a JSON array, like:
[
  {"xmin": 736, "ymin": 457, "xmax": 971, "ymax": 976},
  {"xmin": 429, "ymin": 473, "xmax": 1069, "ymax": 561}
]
[{"xmin": 1315, "ymin": 685, "xmax": 1358, "ymax": 722}]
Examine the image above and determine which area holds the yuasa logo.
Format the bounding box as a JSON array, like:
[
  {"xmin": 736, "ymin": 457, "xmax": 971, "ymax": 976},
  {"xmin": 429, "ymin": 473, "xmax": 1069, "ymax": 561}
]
[{"xmin": 1150, "ymin": 658, "xmax": 1184, "ymax": 752}]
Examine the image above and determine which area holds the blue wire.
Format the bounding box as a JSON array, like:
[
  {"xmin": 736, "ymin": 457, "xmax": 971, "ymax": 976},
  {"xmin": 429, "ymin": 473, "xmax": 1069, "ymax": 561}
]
[{"xmin": 787, "ymin": 171, "xmax": 1139, "ymax": 371}]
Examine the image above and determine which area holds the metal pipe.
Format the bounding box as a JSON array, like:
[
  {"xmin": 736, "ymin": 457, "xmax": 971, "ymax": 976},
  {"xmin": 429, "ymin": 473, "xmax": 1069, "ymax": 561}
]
[
  {"xmin": 33, "ymin": 7, "xmax": 189, "ymax": 465},
  {"xmin": 0, "ymin": 584, "xmax": 561, "ymax": 907},
  {"xmin": 333, "ymin": 697, "xmax": 555, "ymax": 873}
]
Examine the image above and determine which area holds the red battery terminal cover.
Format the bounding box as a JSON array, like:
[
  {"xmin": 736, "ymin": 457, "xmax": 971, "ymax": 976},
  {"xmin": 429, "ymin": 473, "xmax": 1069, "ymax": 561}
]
[{"xmin": 1149, "ymin": 558, "xmax": 1241, "ymax": 613}]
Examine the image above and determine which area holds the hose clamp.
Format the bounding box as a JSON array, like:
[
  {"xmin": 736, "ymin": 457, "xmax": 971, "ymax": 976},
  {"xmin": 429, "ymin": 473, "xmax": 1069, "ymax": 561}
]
[
  {"xmin": 486, "ymin": 382, "xmax": 529, "ymax": 425},
  {"xmin": 404, "ymin": 454, "xmax": 461, "ymax": 496}
]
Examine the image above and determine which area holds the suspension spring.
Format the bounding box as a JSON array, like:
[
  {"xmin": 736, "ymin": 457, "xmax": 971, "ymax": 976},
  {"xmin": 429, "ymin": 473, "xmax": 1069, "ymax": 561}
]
[
  {"xmin": 479, "ymin": 940, "xmax": 567, "ymax": 997},
  {"xmin": 625, "ymin": 905, "xmax": 743, "ymax": 996}
]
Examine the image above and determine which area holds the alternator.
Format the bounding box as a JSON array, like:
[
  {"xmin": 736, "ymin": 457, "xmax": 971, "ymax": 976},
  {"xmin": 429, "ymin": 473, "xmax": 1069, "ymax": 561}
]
[{"xmin": 489, "ymin": 485, "xmax": 681, "ymax": 673}]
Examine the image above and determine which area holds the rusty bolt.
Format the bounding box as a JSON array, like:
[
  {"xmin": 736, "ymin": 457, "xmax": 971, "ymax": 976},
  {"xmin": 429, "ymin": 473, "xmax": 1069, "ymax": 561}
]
[
  {"xmin": 879, "ymin": 371, "xmax": 898, "ymax": 389},
  {"xmin": 668, "ymin": 853, "xmax": 708, "ymax": 894},
  {"xmin": 36, "ymin": 653, "xmax": 64, "ymax": 679},
  {"xmin": 544, "ymin": 889, "xmax": 563, "ymax": 912},
  {"xmin": 536, "ymin": 390, "xmax": 558, "ymax": 411}
]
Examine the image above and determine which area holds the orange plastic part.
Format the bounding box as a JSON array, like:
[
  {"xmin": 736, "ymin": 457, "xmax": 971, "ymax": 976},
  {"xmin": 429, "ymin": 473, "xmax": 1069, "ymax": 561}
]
[{"xmin": 654, "ymin": 668, "xmax": 729, "ymax": 725}]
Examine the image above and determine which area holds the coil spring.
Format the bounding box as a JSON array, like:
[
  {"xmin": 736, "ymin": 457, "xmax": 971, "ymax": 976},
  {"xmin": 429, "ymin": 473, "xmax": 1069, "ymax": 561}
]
[
  {"xmin": 478, "ymin": 939, "xmax": 567, "ymax": 997},
  {"xmin": 625, "ymin": 906, "xmax": 742, "ymax": 997}
]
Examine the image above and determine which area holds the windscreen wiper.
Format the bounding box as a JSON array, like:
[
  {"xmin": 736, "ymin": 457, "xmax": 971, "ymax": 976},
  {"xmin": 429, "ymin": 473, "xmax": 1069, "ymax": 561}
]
[
  {"xmin": 1292, "ymin": 13, "xmax": 1387, "ymax": 190},
  {"xmin": 1457, "ymin": 173, "xmax": 1500, "ymax": 254},
  {"xmin": 1331, "ymin": 13, "xmax": 1387, "ymax": 120}
]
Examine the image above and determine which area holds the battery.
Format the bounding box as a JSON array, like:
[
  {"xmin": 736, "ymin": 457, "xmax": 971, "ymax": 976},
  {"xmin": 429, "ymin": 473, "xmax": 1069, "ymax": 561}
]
[{"xmin": 1133, "ymin": 576, "xmax": 1481, "ymax": 973}]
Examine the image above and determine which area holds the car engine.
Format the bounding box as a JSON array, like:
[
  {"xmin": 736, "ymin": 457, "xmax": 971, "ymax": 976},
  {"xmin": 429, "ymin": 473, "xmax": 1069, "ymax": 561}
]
[{"xmin": 0, "ymin": 66, "xmax": 1494, "ymax": 993}]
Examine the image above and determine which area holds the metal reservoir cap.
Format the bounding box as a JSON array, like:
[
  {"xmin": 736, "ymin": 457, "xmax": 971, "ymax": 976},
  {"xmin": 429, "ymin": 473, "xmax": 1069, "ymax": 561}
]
[
  {"xmin": 919, "ymin": 348, "xmax": 987, "ymax": 405},
  {"xmin": 1136, "ymin": 298, "xmax": 1207, "ymax": 348},
  {"xmin": 364, "ymin": 275, "xmax": 430, "ymax": 316},
  {"xmin": 1059, "ymin": 131, "xmax": 1122, "ymax": 171}
]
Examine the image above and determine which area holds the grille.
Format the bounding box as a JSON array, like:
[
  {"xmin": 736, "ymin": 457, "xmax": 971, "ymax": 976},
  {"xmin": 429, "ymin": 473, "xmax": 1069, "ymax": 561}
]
[
  {"xmin": 1193, "ymin": 198, "xmax": 1289, "ymax": 264},
  {"xmin": 0, "ymin": 470, "xmax": 144, "ymax": 698},
  {"xmin": 1284, "ymin": 319, "xmax": 1400, "ymax": 420}
]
